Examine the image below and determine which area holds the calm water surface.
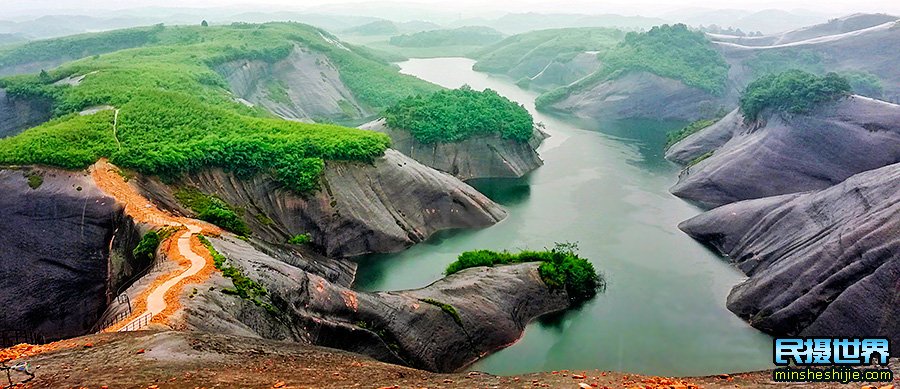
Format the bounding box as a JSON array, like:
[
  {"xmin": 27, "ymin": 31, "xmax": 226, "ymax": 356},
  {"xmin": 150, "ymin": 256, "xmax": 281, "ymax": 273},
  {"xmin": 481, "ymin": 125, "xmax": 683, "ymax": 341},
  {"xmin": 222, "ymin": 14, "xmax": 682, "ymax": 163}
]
[{"xmin": 354, "ymin": 57, "xmax": 774, "ymax": 376}]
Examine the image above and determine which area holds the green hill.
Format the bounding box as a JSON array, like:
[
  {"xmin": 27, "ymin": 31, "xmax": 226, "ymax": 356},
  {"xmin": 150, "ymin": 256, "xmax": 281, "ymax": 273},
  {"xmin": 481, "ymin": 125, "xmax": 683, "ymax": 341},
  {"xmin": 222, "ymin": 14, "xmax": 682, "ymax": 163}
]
[
  {"xmin": 473, "ymin": 27, "xmax": 624, "ymax": 78},
  {"xmin": 383, "ymin": 86, "xmax": 533, "ymax": 143},
  {"xmin": 536, "ymin": 24, "xmax": 729, "ymax": 109},
  {"xmin": 0, "ymin": 25, "xmax": 164, "ymax": 69},
  {"xmin": 0, "ymin": 22, "xmax": 440, "ymax": 193},
  {"xmin": 343, "ymin": 20, "xmax": 399, "ymax": 36},
  {"xmin": 389, "ymin": 26, "xmax": 504, "ymax": 47}
]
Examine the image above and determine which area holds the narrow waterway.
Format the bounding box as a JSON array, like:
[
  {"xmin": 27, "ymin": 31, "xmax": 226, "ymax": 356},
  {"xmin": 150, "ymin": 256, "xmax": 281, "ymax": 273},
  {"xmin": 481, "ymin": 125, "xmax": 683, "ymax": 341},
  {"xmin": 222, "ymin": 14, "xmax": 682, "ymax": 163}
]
[{"xmin": 355, "ymin": 57, "xmax": 774, "ymax": 376}]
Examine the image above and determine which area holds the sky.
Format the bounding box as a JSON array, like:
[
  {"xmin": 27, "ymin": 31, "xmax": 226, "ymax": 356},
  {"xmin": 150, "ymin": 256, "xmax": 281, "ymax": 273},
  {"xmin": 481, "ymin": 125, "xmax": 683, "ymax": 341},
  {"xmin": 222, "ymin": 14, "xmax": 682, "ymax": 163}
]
[{"xmin": 4, "ymin": 0, "xmax": 900, "ymax": 17}]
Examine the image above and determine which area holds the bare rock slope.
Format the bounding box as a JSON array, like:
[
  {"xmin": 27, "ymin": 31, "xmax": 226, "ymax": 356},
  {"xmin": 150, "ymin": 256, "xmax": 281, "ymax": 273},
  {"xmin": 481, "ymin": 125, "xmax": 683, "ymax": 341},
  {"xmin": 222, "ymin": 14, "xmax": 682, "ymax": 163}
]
[
  {"xmin": 216, "ymin": 46, "xmax": 369, "ymax": 122},
  {"xmin": 670, "ymin": 96, "xmax": 900, "ymax": 208},
  {"xmin": 679, "ymin": 163, "xmax": 900, "ymax": 352},
  {"xmin": 138, "ymin": 149, "xmax": 507, "ymax": 258},
  {"xmin": 0, "ymin": 167, "xmax": 146, "ymax": 341},
  {"xmin": 361, "ymin": 119, "xmax": 547, "ymax": 181},
  {"xmin": 177, "ymin": 235, "xmax": 570, "ymax": 372},
  {"xmin": 547, "ymin": 71, "xmax": 731, "ymax": 121}
]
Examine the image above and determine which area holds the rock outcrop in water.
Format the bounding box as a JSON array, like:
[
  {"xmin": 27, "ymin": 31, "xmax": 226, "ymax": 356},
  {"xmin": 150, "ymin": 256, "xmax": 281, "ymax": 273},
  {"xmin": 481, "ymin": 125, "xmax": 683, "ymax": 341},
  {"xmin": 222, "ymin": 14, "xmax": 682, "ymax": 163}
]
[
  {"xmin": 545, "ymin": 72, "xmax": 731, "ymax": 121},
  {"xmin": 177, "ymin": 235, "xmax": 570, "ymax": 372},
  {"xmin": 360, "ymin": 119, "xmax": 547, "ymax": 181},
  {"xmin": 136, "ymin": 149, "xmax": 507, "ymax": 258},
  {"xmin": 679, "ymin": 163, "xmax": 900, "ymax": 352},
  {"xmin": 216, "ymin": 47, "xmax": 370, "ymax": 122},
  {"xmin": 670, "ymin": 96, "xmax": 900, "ymax": 208},
  {"xmin": 0, "ymin": 88, "xmax": 51, "ymax": 138},
  {"xmin": 0, "ymin": 167, "xmax": 146, "ymax": 341}
]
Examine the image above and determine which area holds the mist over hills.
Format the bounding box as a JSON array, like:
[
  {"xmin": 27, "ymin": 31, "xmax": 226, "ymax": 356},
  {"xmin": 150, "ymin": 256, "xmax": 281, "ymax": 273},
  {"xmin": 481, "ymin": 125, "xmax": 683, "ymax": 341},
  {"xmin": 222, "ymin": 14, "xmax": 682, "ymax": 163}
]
[{"xmin": 0, "ymin": 3, "xmax": 851, "ymax": 42}]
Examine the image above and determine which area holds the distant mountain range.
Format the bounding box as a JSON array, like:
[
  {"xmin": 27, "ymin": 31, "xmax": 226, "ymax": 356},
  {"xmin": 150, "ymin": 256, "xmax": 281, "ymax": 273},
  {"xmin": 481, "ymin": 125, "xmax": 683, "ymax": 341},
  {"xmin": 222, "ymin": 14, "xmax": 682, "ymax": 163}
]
[{"xmin": 0, "ymin": 5, "xmax": 855, "ymax": 43}]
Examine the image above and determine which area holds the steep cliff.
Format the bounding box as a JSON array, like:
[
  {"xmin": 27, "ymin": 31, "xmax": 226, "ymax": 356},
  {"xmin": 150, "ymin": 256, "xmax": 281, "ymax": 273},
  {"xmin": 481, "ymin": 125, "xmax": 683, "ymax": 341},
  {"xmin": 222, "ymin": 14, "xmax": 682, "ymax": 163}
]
[
  {"xmin": 136, "ymin": 149, "xmax": 507, "ymax": 258},
  {"xmin": 679, "ymin": 163, "xmax": 900, "ymax": 352},
  {"xmin": 545, "ymin": 72, "xmax": 732, "ymax": 121},
  {"xmin": 0, "ymin": 88, "xmax": 52, "ymax": 138},
  {"xmin": 670, "ymin": 96, "xmax": 900, "ymax": 208},
  {"xmin": 360, "ymin": 119, "xmax": 546, "ymax": 180},
  {"xmin": 177, "ymin": 235, "xmax": 571, "ymax": 372},
  {"xmin": 216, "ymin": 46, "xmax": 370, "ymax": 122},
  {"xmin": 0, "ymin": 167, "xmax": 146, "ymax": 341}
]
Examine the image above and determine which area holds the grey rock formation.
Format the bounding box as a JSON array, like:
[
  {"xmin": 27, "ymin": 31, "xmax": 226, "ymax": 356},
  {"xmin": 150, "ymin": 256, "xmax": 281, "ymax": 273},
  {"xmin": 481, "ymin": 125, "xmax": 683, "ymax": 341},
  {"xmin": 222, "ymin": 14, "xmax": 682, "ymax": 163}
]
[
  {"xmin": 137, "ymin": 149, "xmax": 507, "ymax": 258},
  {"xmin": 679, "ymin": 163, "xmax": 900, "ymax": 353},
  {"xmin": 0, "ymin": 167, "xmax": 145, "ymax": 341},
  {"xmin": 360, "ymin": 119, "xmax": 546, "ymax": 180},
  {"xmin": 547, "ymin": 71, "xmax": 731, "ymax": 121},
  {"xmin": 542, "ymin": 14, "xmax": 900, "ymax": 120},
  {"xmin": 216, "ymin": 46, "xmax": 369, "ymax": 122},
  {"xmin": 664, "ymin": 108, "xmax": 743, "ymax": 165},
  {"xmin": 179, "ymin": 235, "xmax": 570, "ymax": 372},
  {"xmin": 716, "ymin": 18, "xmax": 900, "ymax": 103},
  {"xmin": 0, "ymin": 88, "xmax": 51, "ymax": 138},
  {"xmin": 671, "ymin": 96, "xmax": 900, "ymax": 208}
]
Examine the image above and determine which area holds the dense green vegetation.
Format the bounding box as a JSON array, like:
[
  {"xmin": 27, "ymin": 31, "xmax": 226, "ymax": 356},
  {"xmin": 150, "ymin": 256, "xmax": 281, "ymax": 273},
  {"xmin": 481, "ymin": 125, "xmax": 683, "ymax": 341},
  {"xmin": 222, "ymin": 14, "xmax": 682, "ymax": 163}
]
[
  {"xmin": 445, "ymin": 243, "xmax": 603, "ymax": 304},
  {"xmin": 665, "ymin": 118, "xmax": 720, "ymax": 150},
  {"xmin": 175, "ymin": 188, "xmax": 251, "ymax": 236},
  {"xmin": 133, "ymin": 229, "xmax": 167, "ymax": 263},
  {"xmin": 474, "ymin": 27, "xmax": 624, "ymax": 81},
  {"xmin": 419, "ymin": 298, "xmax": 463, "ymax": 327},
  {"xmin": 383, "ymin": 86, "xmax": 533, "ymax": 143},
  {"xmin": 536, "ymin": 24, "xmax": 729, "ymax": 109},
  {"xmin": 841, "ymin": 71, "xmax": 883, "ymax": 98},
  {"xmin": 739, "ymin": 70, "xmax": 851, "ymax": 120},
  {"xmin": 199, "ymin": 235, "xmax": 277, "ymax": 314},
  {"xmin": 288, "ymin": 233, "xmax": 311, "ymax": 245},
  {"xmin": 389, "ymin": 26, "xmax": 503, "ymax": 47},
  {"xmin": 0, "ymin": 23, "xmax": 425, "ymax": 193},
  {"xmin": 0, "ymin": 25, "xmax": 165, "ymax": 69}
]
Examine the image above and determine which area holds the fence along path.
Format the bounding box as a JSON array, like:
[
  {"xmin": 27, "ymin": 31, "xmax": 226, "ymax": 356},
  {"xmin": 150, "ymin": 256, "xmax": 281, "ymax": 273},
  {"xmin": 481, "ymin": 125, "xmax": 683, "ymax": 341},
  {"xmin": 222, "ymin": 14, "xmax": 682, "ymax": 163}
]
[{"xmin": 89, "ymin": 159, "xmax": 220, "ymax": 332}]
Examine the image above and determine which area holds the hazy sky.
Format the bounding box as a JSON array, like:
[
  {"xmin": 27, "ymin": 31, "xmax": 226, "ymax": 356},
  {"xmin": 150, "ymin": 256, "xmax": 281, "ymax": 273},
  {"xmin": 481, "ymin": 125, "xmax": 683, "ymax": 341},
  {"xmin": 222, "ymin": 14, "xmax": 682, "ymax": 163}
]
[{"xmin": 4, "ymin": 0, "xmax": 900, "ymax": 17}]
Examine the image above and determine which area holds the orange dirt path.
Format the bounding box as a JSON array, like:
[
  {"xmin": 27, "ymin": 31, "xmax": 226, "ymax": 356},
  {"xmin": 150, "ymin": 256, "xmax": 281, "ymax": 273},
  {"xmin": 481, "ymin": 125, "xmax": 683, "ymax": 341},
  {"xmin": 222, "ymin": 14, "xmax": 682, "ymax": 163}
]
[{"xmin": 89, "ymin": 159, "xmax": 221, "ymax": 332}]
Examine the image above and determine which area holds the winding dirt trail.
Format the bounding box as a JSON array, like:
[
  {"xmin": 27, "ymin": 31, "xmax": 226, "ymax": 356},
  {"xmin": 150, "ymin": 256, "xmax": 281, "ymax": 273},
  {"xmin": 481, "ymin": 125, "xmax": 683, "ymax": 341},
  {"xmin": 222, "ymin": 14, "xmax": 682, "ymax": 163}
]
[{"xmin": 89, "ymin": 159, "xmax": 221, "ymax": 332}]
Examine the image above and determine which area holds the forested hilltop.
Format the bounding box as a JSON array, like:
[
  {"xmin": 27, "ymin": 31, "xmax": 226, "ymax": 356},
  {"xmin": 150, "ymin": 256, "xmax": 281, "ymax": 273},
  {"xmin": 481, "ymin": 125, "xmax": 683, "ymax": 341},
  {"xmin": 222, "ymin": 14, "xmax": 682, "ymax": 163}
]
[
  {"xmin": 383, "ymin": 86, "xmax": 533, "ymax": 143},
  {"xmin": 0, "ymin": 22, "xmax": 441, "ymax": 192},
  {"xmin": 536, "ymin": 24, "xmax": 728, "ymax": 109}
]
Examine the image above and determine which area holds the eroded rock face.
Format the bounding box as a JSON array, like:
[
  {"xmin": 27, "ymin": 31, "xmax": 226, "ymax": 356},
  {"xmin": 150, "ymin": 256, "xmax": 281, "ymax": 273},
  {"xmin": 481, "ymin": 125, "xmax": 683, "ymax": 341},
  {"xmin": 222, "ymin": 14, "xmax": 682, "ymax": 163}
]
[
  {"xmin": 678, "ymin": 163, "xmax": 900, "ymax": 353},
  {"xmin": 670, "ymin": 96, "xmax": 900, "ymax": 208},
  {"xmin": 0, "ymin": 88, "xmax": 52, "ymax": 138},
  {"xmin": 137, "ymin": 149, "xmax": 507, "ymax": 258},
  {"xmin": 546, "ymin": 71, "xmax": 731, "ymax": 121},
  {"xmin": 361, "ymin": 119, "xmax": 546, "ymax": 181},
  {"xmin": 216, "ymin": 47, "xmax": 369, "ymax": 122},
  {"xmin": 0, "ymin": 167, "xmax": 145, "ymax": 340},
  {"xmin": 178, "ymin": 235, "xmax": 570, "ymax": 372},
  {"xmin": 664, "ymin": 108, "xmax": 743, "ymax": 165}
]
